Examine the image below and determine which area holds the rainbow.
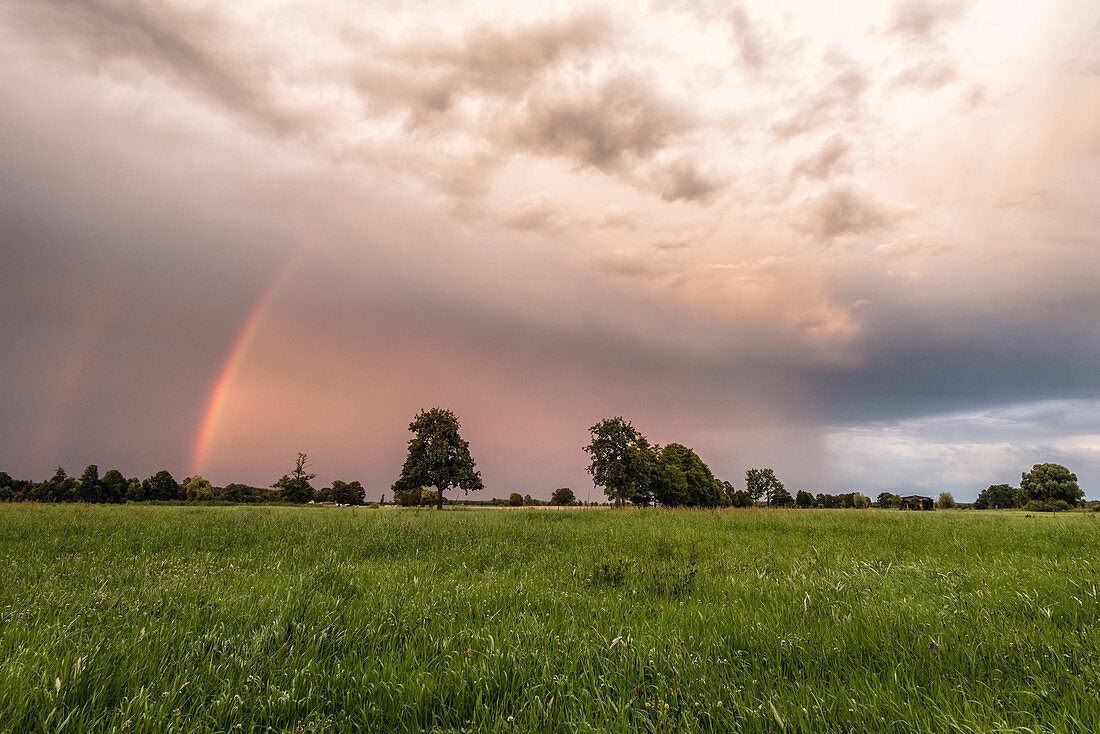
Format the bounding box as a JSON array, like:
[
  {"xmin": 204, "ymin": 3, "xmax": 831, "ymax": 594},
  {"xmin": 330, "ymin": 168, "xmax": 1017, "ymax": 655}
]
[
  {"xmin": 189, "ymin": 253, "xmax": 302, "ymax": 478},
  {"xmin": 36, "ymin": 289, "xmax": 118, "ymax": 467}
]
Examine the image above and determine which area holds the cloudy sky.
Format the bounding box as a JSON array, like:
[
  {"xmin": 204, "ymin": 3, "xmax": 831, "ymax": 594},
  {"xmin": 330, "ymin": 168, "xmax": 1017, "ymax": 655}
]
[{"xmin": 2, "ymin": 0, "xmax": 1098, "ymax": 501}]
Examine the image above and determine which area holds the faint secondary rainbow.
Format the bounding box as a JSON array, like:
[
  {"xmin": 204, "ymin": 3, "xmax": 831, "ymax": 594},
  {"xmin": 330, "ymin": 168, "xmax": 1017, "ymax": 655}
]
[
  {"xmin": 36, "ymin": 288, "xmax": 118, "ymax": 467},
  {"xmin": 190, "ymin": 253, "xmax": 302, "ymax": 478}
]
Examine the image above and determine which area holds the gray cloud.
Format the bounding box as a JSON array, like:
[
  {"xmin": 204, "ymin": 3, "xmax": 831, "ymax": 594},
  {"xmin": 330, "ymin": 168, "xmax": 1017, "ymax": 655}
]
[
  {"xmin": 654, "ymin": 160, "xmax": 724, "ymax": 203},
  {"xmin": 798, "ymin": 185, "xmax": 909, "ymax": 241},
  {"xmin": 887, "ymin": 1, "xmax": 969, "ymax": 41},
  {"xmin": 511, "ymin": 74, "xmax": 689, "ymax": 172},
  {"xmin": 893, "ymin": 60, "xmax": 959, "ymax": 89},
  {"xmin": 728, "ymin": 6, "xmax": 766, "ymax": 71},
  {"xmin": 352, "ymin": 10, "xmax": 611, "ymax": 124},
  {"xmin": 772, "ymin": 60, "xmax": 870, "ymax": 139},
  {"xmin": 8, "ymin": 0, "xmax": 303, "ymax": 135},
  {"xmin": 792, "ymin": 135, "xmax": 853, "ymax": 180}
]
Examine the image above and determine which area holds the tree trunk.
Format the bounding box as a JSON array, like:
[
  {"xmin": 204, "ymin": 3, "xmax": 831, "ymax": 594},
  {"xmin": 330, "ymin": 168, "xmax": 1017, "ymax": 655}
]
[{"xmin": 436, "ymin": 485, "xmax": 444, "ymax": 511}]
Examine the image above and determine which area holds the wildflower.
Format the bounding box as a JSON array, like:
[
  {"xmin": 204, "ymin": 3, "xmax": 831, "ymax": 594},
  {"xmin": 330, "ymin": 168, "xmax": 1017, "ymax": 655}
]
[
  {"xmin": 506, "ymin": 716, "xmax": 514, "ymax": 723},
  {"xmin": 645, "ymin": 702, "xmax": 651, "ymax": 708},
  {"xmin": 717, "ymin": 701, "xmax": 723, "ymax": 707},
  {"xmin": 664, "ymin": 703, "xmax": 670, "ymax": 709},
  {"xmin": 694, "ymin": 702, "xmax": 700, "ymax": 707}
]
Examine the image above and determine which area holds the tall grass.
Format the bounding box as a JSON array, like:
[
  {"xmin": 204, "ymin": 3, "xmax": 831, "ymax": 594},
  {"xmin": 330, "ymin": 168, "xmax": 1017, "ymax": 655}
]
[{"xmin": 1, "ymin": 505, "xmax": 1098, "ymax": 732}]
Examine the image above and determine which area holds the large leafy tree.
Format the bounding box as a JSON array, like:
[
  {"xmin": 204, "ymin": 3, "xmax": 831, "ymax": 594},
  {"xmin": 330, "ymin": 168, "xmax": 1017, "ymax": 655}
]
[
  {"xmin": 142, "ymin": 470, "xmax": 180, "ymax": 502},
  {"xmin": 1021, "ymin": 463, "xmax": 1082, "ymax": 506},
  {"xmin": 273, "ymin": 453, "xmax": 316, "ymax": 504},
  {"xmin": 745, "ymin": 468, "xmax": 784, "ymax": 506},
  {"xmin": 550, "ymin": 487, "xmax": 577, "ymax": 506},
  {"xmin": 392, "ymin": 408, "xmax": 484, "ymax": 510},
  {"xmin": 329, "ymin": 480, "xmax": 365, "ymax": 505},
  {"xmin": 584, "ymin": 417, "xmax": 656, "ymax": 507},
  {"xmin": 652, "ymin": 443, "xmax": 722, "ymax": 508},
  {"xmin": 973, "ymin": 484, "xmax": 1022, "ymax": 509}
]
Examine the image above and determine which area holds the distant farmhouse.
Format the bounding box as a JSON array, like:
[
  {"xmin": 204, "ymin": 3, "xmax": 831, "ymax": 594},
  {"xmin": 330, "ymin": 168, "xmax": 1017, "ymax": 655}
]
[{"xmin": 899, "ymin": 495, "xmax": 934, "ymax": 511}]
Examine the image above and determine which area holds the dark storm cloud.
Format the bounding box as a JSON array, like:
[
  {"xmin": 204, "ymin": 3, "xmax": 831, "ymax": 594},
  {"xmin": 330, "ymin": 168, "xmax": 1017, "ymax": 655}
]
[
  {"xmin": 792, "ymin": 135, "xmax": 853, "ymax": 180},
  {"xmin": 887, "ymin": 1, "xmax": 970, "ymax": 41}
]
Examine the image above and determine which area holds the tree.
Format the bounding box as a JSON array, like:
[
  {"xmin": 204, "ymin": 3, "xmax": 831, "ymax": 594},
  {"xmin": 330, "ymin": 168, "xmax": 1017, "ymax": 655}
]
[
  {"xmin": 937, "ymin": 492, "xmax": 956, "ymax": 509},
  {"xmin": 100, "ymin": 470, "xmax": 127, "ymax": 504},
  {"xmin": 184, "ymin": 475, "xmax": 214, "ymax": 501},
  {"xmin": 584, "ymin": 417, "xmax": 656, "ymax": 507},
  {"xmin": 1021, "ymin": 463, "xmax": 1082, "ymax": 507},
  {"xmin": 550, "ymin": 487, "xmax": 576, "ymax": 506},
  {"xmin": 852, "ymin": 492, "xmax": 871, "ymax": 509},
  {"xmin": 729, "ymin": 489, "xmax": 754, "ymax": 507},
  {"xmin": 973, "ymin": 484, "xmax": 1022, "ymax": 510},
  {"xmin": 795, "ymin": 490, "xmax": 815, "ymax": 508},
  {"xmin": 745, "ymin": 468, "xmax": 784, "ymax": 506},
  {"xmin": 76, "ymin": 465, "xmax": 102, "ymax": 503},
  {"xmin": 509, "ymin": 492, "xmax": 524, "ymax": 506},
  {"xmin": 273, "ymin": 453, "xmax": 316, "ymax": 504},
  {"xmin": 329, "ymin": 480, "xmax": 365, "ymax": 505},
  {"xmin": 142, "ymin": 470, "xmax": 180, "ymax": 501},
  {"xmin": 876, "ymin": 492, "xmax": 901, "ymax": 509},
  {"xmin": 771, "ymin": 486, "xmax": 795, "ymax": 507},
  {"xmin": 652, "ymin": 443, "xmax": 722, "ymax": 508},
  {"xmin": 393, "ymin": 408, "xmax": 484, "ymax": 510},
  {"xmin": 719, "ymin": 480, "xmax": 738, "ymax": 507}
]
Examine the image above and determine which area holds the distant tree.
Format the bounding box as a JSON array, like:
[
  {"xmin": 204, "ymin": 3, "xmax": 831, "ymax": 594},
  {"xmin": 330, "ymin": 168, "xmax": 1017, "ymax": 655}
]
[
  {"xmin": 584, "ymin": 417, "xmax": 656, "ymax": 508},
  {"xmin": 1021, "ymin": 463, "xmax": 1082, "ymax": 507},
  {"xmin": 392, "ymin": 408, "xmax": 484, "ymax": 510},
  {"xmin": 852, "ymin": 492, "xmax": 871, "ymax": 509},
  {"xmin": 509, "ymin": 492, "xmax": 524, "ymax": 507},
  {"xmin": 100, "ymin": 470, "xmax": 127, "ymax": 504},
  {"xmin": 719, "ymin": 480, "xmax": 737, "ymax": 507},
  {"xmin": 771, "ymin": 486, "xmax": 795, "ymax": 507},
  {"xmin": 937, "ymin": 492, "xmax": 956, "ymax": 509},
  {"xmin": 393, "ymin": 487, "xmax": 421, "ymax": 506},
  {"xmin": 125, "ymin": 478, "xmax": 146, "ymax": 502},
  {"xmin": 550, "ymin": 487, "xmax": 577, "ymax": 506},
  {"xmin": 876, "ymin": 492, "xmax": 901, "ymax": 509},
  {"xmin": 795, "ymin": 490, "xmax": 815, "ymax": 508},
  {"xmin": 273, "ymin": 453, "xmax": 316, "ymax": 504},
  {"xmin": 973, "ymin": 484, "xmax": 1022, "ymax": 510},
  {"xmin": 652, "ymin": 444, "xmax": 722, "ymax": 508},
  {"xmin": 184, "ymin": 475, "xmax": 214, "ymax": 502},
  {"xmin": 730, "ymin": 490, "xmax": 754, "ymax": 508},
  {"xmin": 75, "ymin": 465, "xmax": 102, "ymax": 503},
  {"xmin": 746, "ymin": 468, "xmax": 784, "ymax": 506},
  {"xmin": 142, "ymin": 470, "xmax": 180, "ymax": 502},
  {"xmin": 330, "ymin": 480, "xmax": 366, "ymax": 505}
]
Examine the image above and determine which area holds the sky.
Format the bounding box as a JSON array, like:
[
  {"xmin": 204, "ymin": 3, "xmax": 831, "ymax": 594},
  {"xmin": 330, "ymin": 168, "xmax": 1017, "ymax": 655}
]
[{"xmin": 1, "ymin": 0, "xmax": 1098, "ymax": 501}]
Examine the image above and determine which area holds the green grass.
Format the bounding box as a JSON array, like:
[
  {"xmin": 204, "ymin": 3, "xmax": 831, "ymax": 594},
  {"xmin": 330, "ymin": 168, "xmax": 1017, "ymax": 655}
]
[{"xmin": 1, "ymin": 505, "xmax": 1099, "ymax": 733}]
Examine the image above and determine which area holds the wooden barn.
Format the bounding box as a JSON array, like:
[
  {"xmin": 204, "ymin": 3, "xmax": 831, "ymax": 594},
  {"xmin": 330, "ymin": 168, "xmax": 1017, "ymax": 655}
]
[{"xmin": 899, "ymin": 495, "xmax": 934, "ymax": 510}]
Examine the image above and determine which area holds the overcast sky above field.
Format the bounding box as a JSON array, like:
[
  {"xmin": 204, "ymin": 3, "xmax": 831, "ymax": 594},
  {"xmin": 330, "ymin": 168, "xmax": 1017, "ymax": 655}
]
[{"xmin": 2, "ymin": 0, "xmax": 1099, "ymax": 501}]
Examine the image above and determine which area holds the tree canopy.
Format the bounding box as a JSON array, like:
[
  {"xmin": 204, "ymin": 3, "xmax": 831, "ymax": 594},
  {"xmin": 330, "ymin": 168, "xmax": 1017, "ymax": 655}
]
[
  {"xmin": 272, "ymin": 453, "xmax": 316, "ymax": 504},
  {"xmin": 392, "ymin": 408, "xmax": 483, "ymax": 510},
  {"xmin": 1021, "ymin": 463, "xmax": 1082, "ymax": 507},
  {"xmin": 745, "ymin": 468, "xmax": 784, "ymax": 506},
  {"xmin": 584, "ymin": 417, "xmax": 656, "ymax": 507},
  {"xmin": 651, "ymin": 443, "xmax": 723, "ymax": 508}
]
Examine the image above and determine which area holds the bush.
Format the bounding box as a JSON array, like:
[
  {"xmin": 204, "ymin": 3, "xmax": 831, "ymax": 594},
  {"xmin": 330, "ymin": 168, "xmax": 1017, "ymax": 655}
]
[
  {"xmin": 937, "ymin": 492, "xmax": 956, "ymax": 509},
  {"xmin": 1023, "ymin": 499, "xmax": 1073, "ymax": 513}
]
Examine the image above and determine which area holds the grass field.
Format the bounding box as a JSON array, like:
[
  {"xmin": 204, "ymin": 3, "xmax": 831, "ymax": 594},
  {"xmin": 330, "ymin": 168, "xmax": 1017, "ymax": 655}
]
[{"xmin": 1, "ymin": 505, "xmax": 1098, "ymax": 733}]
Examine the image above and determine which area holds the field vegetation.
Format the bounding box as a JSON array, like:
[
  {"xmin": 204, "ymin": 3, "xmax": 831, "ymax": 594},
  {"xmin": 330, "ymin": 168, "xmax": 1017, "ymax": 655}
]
[{"xmin": 1, "ymin": 505, "xmax": 1099, "ymax": 732}]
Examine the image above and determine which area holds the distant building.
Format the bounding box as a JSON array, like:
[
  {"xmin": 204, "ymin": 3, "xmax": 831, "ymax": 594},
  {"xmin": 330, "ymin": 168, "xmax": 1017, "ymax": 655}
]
[{"xmin": 899, "ymin": 495, "xmax": 934, "ymax": 511}]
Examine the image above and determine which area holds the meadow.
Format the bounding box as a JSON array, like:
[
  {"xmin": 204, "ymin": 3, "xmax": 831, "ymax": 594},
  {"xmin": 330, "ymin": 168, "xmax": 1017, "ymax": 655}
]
[{"xmin": 1, "ymin": 505, "xmax": 1098, "ymax": 733}]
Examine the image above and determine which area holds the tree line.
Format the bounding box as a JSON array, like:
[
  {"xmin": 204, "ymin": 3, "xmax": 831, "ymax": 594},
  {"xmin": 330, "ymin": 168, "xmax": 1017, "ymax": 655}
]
[{"xmin": 0, "ymin": 408, "xmax": 1087, "ymax": 511}]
